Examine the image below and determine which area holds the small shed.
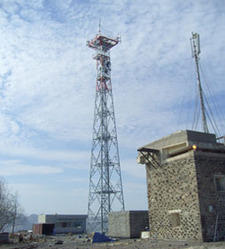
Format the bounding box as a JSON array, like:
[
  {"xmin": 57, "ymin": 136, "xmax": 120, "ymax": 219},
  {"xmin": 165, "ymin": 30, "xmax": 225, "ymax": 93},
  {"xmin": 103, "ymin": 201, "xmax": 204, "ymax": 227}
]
[
  {"xmin": 33, "ymin": 224, "xmax": 55, "ymax": 235},
  {"xmin": 108, "ymin": 210, "xmax": 149, "ymax": 238}
]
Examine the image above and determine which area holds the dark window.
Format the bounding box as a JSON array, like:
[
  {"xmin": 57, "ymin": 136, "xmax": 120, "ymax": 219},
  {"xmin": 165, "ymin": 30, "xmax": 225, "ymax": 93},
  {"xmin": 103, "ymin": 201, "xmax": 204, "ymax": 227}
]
[
  {"xmin": 72, "ymin": 222, "xmax": 82, "ymax": 229},
  {"xmin": 61, "ymin": 222, "xmax": 67, "ymax": 227},
  {"xmin": 169, "ymin": 213, "xmax": 181, "ymax": 227},
  {"xmin": 215, "ymin": 175, "xmax": 225, "ymax": 192}
]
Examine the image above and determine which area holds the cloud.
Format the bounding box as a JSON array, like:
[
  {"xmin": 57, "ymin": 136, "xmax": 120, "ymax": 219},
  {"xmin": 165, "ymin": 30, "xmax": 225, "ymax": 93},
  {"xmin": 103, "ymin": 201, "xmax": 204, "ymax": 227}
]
[
  {"xmin": 121, "ymin": 158, "xmax": 146, "ymax": 179},
  {"xmin": 0, "ymin": 0, "xmax": 223, "ymax": 146},
  {"xmin": 0, "ymin": 160, "xmax": 63, "ymax": 176},
  {"xmin": 123, "ymin": 181, "xmax": 148, "ymax": 211},
  {"xmin": 0, "ymin": 142, "xmax": 90, "ymax": 163},
  {"xmin": 9, "ymin": 182, "xmax": 89, "ymax": 214},
  {"xmin": 0, "ymin": 0, "xmax": 224, "ymax": 214}
]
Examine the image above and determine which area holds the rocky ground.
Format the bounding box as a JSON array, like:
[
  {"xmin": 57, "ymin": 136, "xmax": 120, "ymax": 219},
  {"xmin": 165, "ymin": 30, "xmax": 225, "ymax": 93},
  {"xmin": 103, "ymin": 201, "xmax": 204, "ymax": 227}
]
[{"xmin": 1, "ymin": 234, "xmax": 225, "ymax": 249}]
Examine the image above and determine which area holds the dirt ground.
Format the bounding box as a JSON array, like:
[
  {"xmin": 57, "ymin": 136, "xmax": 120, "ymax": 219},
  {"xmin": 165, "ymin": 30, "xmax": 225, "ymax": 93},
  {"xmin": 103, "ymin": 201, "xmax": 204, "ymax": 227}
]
[{"xmin": 1, "ymin": 234, "xmax": 225, "ymax": 249}]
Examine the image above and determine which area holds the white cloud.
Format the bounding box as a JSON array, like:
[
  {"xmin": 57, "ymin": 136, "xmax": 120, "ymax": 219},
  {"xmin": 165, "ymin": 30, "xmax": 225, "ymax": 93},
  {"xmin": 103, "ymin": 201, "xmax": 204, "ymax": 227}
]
[
  {"xmin": 121, "ymin": 158, "xmax": 146, "ymax": 179},
  {"xmin": 0, "ymin": 142, "xmax": 90, "ymax": 163},
  {"xmin": 123, "ymin": 181, "xmax": 148, "ymax": 211},
  {"xmin": 0, "ymin": 160, "xmax": 63, "ymax": 176},
  {"xmin": 9, "ymin": 183, "xmax": 88, "ymax": 214},
  {"xmin": 0, "ymin": 0, "xmax": 224, "ymax": 214}
]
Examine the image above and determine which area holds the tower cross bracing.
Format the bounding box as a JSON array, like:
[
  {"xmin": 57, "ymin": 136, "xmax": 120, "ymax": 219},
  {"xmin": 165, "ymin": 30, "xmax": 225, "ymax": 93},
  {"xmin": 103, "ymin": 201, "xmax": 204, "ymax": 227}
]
[{"xmin": 87, "ymin": 32, "xmax": 125, "ymax": 233}]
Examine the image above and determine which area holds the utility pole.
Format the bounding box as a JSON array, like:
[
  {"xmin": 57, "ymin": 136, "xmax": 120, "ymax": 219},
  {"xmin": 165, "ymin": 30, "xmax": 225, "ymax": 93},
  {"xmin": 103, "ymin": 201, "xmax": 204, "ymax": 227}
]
[
  {"xmin": 190, "ymin": 32, "xmax": 209, "ymax": 133},
  {"xmin": 87, "ymin": 30, "xmax": 125, "ymax": 233}
]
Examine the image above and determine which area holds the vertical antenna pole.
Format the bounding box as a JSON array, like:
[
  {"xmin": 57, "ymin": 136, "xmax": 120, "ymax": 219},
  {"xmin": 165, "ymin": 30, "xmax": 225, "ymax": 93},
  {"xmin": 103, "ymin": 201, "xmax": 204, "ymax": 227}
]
[
  {"xmin": 98, "ymin": 19, "xmax": 101, "ymax": 34},
  {"xmin": 191, "ymin": 32, "xmax": 209, "ymax": 133}
]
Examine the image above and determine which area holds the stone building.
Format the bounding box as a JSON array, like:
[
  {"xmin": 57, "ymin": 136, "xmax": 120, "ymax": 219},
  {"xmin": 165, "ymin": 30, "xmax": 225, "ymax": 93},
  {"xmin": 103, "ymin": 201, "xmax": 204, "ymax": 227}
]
[{"xmin": 137, "ymin": 130, "xmax": 225, "ymax": 242}]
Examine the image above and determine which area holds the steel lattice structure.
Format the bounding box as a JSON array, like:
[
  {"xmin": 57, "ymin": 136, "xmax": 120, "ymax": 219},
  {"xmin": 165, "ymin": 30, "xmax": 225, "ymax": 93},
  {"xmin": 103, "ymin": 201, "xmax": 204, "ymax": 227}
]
[{"xmin": 87, "ymin": 32, "xmax": 125, "ymax": 233}]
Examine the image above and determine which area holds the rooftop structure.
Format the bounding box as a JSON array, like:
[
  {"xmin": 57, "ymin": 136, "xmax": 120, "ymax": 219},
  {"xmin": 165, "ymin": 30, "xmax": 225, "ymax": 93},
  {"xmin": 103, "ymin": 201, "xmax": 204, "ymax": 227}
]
[{"xmin": 137, "ymin": 130, "xmax": 225, "ymax": 242}]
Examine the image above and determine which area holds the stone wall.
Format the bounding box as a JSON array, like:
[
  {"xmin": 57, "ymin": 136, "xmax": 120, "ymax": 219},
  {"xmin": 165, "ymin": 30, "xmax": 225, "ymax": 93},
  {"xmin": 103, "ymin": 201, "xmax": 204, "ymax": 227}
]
[
  {"xmin": 146, "ymin": 151, "xmax": 203, "ymax": 241},
  {"xmin": 195, "ymin": 152, "xmax": 225, "ymax": 241}
]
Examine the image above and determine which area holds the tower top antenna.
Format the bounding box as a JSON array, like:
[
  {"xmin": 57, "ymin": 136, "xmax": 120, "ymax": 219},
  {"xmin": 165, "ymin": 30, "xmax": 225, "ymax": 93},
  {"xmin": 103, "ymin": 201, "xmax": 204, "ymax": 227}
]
[{"xmin": 191, "ymin": 32, "xmax": 201, "ymax": 57}]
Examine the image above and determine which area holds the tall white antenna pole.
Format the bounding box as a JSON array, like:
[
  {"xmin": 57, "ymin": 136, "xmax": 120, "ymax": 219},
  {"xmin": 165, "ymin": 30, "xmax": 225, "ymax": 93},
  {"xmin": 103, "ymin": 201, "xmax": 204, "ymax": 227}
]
[
  {"xmin": 190, "ymin": 32, "xmax": 209, "ymax": 133},
  {"xmin": 98, "ymin": 18, "xmax": 101, "ymax": 34}
]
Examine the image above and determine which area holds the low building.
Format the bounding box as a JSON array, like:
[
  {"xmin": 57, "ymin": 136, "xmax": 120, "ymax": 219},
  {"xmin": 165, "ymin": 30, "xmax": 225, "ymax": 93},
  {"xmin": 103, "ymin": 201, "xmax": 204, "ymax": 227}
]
[
  {"xmin": 38, "ymin": 214, "xmax": 87, "ymax": 234},
  {"xmin": 33, "ymin": 224, "xmax": 54, "ymax": 235},
  {"xmin": 108, "ymin": 210, "xmax": 149, "ymax": 238},
  {"xmin": 0, "ymin": 233, "xmax": 9, "ymax": 244},
  {"xmin": 137, "ymin": 130, "xmax": 225, "ymax": 242}
]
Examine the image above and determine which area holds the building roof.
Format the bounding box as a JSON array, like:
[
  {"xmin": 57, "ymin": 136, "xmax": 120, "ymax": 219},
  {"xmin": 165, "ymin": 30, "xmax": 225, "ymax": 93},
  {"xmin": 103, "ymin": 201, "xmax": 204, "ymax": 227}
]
[
  {"xmin": 138, "ymin": 130, "xmax": 222, "ymax": 151},
  {"xmin": 137, "ymin": 130, "xmax": 225, "ymax": 162}
]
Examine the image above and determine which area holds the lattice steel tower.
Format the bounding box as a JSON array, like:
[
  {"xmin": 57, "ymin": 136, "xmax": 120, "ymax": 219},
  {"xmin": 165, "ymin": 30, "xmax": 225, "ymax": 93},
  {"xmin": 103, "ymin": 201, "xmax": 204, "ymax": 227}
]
[{"xmin": 87, "ymin": 31, "xmax": 125, "ymax": 233}]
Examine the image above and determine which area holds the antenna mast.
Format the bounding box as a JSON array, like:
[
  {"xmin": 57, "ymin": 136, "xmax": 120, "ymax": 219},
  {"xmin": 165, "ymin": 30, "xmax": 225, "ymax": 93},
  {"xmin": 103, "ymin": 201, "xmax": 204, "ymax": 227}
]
[
  {"xmin": 87, "ymin": 30, "xmax": 125, "ymax": 233},
  {"xmin": 98, "ymin": 18, "xmax": 101, "ymax": 34},
  {"xmin": 190, "ymin": 32, "xmax": 209, "ymax": 133}
]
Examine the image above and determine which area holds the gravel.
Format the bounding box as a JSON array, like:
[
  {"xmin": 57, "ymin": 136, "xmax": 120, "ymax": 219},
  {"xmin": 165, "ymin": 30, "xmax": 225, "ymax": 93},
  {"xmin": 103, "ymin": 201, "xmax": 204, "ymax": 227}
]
[{"xmin": 1, "ymin": 234, "xmax": 225, "ymax": 249}]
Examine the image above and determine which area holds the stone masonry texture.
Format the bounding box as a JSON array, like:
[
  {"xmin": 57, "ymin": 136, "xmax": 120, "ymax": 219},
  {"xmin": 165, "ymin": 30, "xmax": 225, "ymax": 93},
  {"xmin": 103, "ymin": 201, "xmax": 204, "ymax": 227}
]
[
  {"xmin": 146, "ymin": 152, "xmax": 203, "ymax": 241},
  {"xmin": 195, "ymin": 152, "xmax": 225, "ymax": 241},
  {"xmin": 139, "ymin": 130, "xmax": 225, "ymax": 242}
]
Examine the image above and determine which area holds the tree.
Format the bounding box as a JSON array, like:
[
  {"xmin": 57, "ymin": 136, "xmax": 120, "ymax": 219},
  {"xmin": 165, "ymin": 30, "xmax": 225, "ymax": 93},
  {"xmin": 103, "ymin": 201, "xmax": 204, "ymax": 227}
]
[{"xmin": 0, "ymin": 178, "xmax": 22, "ymax": 232}]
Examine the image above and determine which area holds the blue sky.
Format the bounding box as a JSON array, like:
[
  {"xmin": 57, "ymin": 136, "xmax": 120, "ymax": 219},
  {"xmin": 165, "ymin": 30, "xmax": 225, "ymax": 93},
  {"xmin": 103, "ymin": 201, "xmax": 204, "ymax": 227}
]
[{"xmin": 0, "ymin": 0, "xmax": 224, "ymax": 215}]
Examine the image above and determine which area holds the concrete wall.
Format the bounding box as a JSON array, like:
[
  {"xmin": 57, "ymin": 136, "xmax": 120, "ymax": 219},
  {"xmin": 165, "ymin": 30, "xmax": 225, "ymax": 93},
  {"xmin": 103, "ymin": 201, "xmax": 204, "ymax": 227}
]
[
  {"xmin": 108, "ymin": 211, "xmax": 130, "ymax": 238},
  {"xmin": 142, "ymin": 130, "xmax": 217, "ymax": 152},
  {"xmin": 108, "ymin": 211, "xmax": 149, "ymax": 238}
]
